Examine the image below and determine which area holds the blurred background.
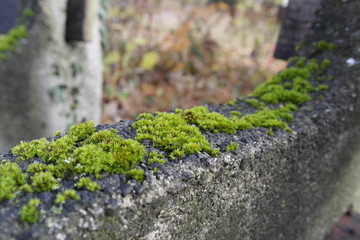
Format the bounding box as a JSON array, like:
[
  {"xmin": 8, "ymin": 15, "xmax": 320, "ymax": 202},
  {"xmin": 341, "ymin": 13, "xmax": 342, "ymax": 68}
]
[
  {"xmin": 0, "ymin": 0, "xmax": 288, "ymax": 152},
  {"xmin": 101, "ymin": 0, "xmax": 287, "ymax": 122}
]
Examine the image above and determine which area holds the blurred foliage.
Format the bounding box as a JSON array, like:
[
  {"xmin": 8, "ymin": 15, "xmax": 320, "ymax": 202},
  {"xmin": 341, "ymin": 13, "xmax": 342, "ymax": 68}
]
[{"xmin": 101, "ymin": 0, "xmax": 286, "ymax": 122}]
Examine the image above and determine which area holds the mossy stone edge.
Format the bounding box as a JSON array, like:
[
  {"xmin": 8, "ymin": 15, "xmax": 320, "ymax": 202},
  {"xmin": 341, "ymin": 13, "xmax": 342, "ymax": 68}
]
[{"xmin": 1, "ymin": 0, "xmax": 359, "ymax": 237}]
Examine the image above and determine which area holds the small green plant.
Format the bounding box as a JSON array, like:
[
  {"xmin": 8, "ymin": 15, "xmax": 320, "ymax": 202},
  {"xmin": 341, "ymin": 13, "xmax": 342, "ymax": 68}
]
[
  {"xmin": 31, "ymin": 172, "xmax": 60, "ymax": 192},
  {"xmin": 76, "ymin": 177, "xmax": 101, "ymax": 191},
  {"xmin": 317, "ymin": 84, "xmax": 329, "ymax": 91},
  {"xmin": 0, "ymin": 25, "xmax": 27, "ymax": 60},
  {"xmin": 226, "ymin": 100, "xmax": 237, "ymax": 106},
  {"xmin": 0, "ymin": 162, "xmax": 27, "ymax": 202},
  {"xmin": 230, "ymin": 111, "xmax": 242, "ymax": 117},
  {"xmin": 133, "ymin": 111, "xmax": 219, "ymax": 159},
  {"xmin": 27, "ymin": 162, "xmax": 49, "ymax": 174},
  {"xmin": 315, "ymin": 41, "xmax": 336, "ymax": 51},
  {"xmin": 177, "ymin": 106, "xmax": 251, "ymax": 133},
  {"xmin": 54, "ymin": 131, "xmax": 62, "ymax": 137},
  {"xmin": 245, "ymin": 98, "xmax": 265, "ymax": 109},
  {"xmin": 320, "ymin": 59, "xmax": 331, "ymax": 72},
  {"xmin": 12, "ymin": 138, "xmax": 48, "ymax": 161},
  {"xmin": 226, "ymin": 142, "xmax": 238, "ymax": 152},
  {"xmin": 126, "ymin": 169, "xmax": 145, "ymax": 183},
  {"xmin": 148, "ymin": 152, "xmax": 165, "ymax": 164},
  {"xmin": 55, "ymin": 189, "xmax": 80, "ymax": 205},
  {"xmin": 20, "ymin": 198, "xmax": 41, "ymax": 223}
]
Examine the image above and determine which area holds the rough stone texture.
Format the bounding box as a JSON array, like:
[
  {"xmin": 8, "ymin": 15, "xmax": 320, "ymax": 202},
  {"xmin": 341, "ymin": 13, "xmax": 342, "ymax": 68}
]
[
  {"xmin": 1, "ymin": 0, "xmax": 360, "ymax": 239},
  {"xmin": 0, "ymin": 0, "xmax": 102, "ymax": 153}
]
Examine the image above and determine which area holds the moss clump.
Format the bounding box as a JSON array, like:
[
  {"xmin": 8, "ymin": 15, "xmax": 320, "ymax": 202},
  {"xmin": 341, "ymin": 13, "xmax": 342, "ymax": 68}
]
[
  {"xmin": 31, "ymin": 172, "xmax": 60, "ymax": 192},
  {"xmin": 12, "ymin": 138, "xmax": 48, "ymax": 161},
  {"xmin": 54, "ymin": 190, "xmax": 80, "ymax": 205},
  {"xmin": 245, "ymin": 98, "xmax": 265, "ymax": 109},
  {"xmin": 177, "ymin": 106, "xmax": 251, "ymax": 134},
  {"xmin": 67, "ymin": 121, "xmax": 96, "ymax": 141},
  {"xmin": 251, "ymin": 66, "xmax": 313, "ymax": 105},
  {"xmin": 54, "ymin": 131, "xmax": 62, "ymax": 137},
  {"xmin": 241, "ymin": 104, "xmax": 297, "ymax": 134},
  {"xmin": 148, "ymin": 152, "xmax": 165, "ymax": 164},
  {"xmin": 320, "ymin": 59, "xmax": 331, "ymax": 72},
  {"xmin": 230, "ymin": 111, "xmax": 242, "ymax": 117},
  {"xmin": 12, "ymin": 123, "xmax": 147, "ymax": 180},
  {"xmin": 133, "ymin": 112, "xmax": 219, "ymax": 159},
  {"xmin": 315, "ymin": 41, "xmax": 336, "ymax": 51},
  {"xmin": 125, "ymin": 169, "xmax": 145, "ymax": 183},
  {"xmin": 39, "ymin": 135, "xmax": 77, "ymax": 163},
  {"xmin": 20, "ymin": 198, "xmax": 41, "ymax": 223},
  {"xmin": 27, "ymin": 162, "xmax": 48, "ymax": 174},
  {"xmin": 0, "ymin": 25, "xmax": 27, "ymax": 60},
  {"xmin": 0, "ymin": 161, "xmax": 27, "ymax": 202},
  {"xmin": 226, "ymin": 142, "xmax": 238, "ymax": 152},
  {"xmin": 76, "ymin": 177, "xmax": 101, "ymax": 191},
  {"xmin": 317, "ymin": 84, "xmax": 329, "ymax": 91},
  {"xmin": 250, "ymin": 57, "xmax": 331, "ymax": 107},
  {"xmin": 77, "ymin": 129, "xmax": 146, "ymax": 178},
  {"xmin": 226, "ymin": 99, "xmax": 237, "ymax": 106}
]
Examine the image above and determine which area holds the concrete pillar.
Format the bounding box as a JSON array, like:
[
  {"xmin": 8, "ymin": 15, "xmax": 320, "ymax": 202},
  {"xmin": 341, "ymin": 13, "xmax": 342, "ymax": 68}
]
[{"xmin": 0, "ymin": 0, "xmax": 102, "ymax": 153}]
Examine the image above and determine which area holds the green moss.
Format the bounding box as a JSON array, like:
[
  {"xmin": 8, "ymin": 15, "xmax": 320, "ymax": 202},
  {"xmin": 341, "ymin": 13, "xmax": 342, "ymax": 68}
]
[
  {"xmin": 295, "ymin": 41, "xmax": 304, "ymax": 52},
  {"xmin": 230, "ymin": 111, "xmax": 242, "ymax": 117},
  {"xmin": 54, "ymin": 131, "xmax": 62, "ymax": 137},
  {"xmin": 31, "ymin": 172, "xmax": 60, "ymax": 192},
  {"xmin": 0, "ymin": 25, "xmax": 27, "ymax": 60},
  {"xmin": 148, "ymin": 152, "xmax": 165, "ymax": 164},
  {"xmin": 226, "ymin": 99, "xmax": 237, "ymax": 106},
  {"xmin": 133, "ymin": 112, "xmax": 219, "ymax": 160},
  {"xmin": 251, "ymin": 66, "xmax": 314, "ymax": 105},
  {"xmin": 0, "ymin": 162, "xmax": 27, "ymax": 202},
  {"xmin": 76, "ymin": 177, "xmax": 101, "ymax": 191},
  {"xmin": 245, "ymin": 98, "xmax": 265, "ymax": 109},
  {"xmin": 177, "ymin": 106, "xmax": 250, "ymax": 134},
  {"xmin": 27, "ymin": 162, "xmax": 64, "ymax": 179},
  {"xmin": 320, "ymin": 59, "xmax": 331, "ymax": 72},
  {"xmin": 19, "ymin": 184, "xmax": 33, "ymax": 193},
  {"xmin": 12, "ymin": 122, "xmax": 147, "ymax": 191},
  {"xmin": 126, "ymin": 169, "xmax": 145, "ymax": 183},
  {"xmin": 55, "ymin": 189, "xmax": 80, "ymax": 205},
  {"xmin": 294, "ymin": 57, "xmax": 307, "ymax": 68},
  {"xmin": 67, "ymin": 121, "xmax": 96, "ymax": 141},
  {"xmin": 241, "ymin": 106, "xmax": 294, "ymax": 134},
  {"xmin": 316, "ymin": 84, "xmax": 329, "ymax": 91},
  {"xmin": 316, "ymin": 76, "xmax": 324, "ymax": 82},
  {"xmin": 250, "ymin": 57, "xmax": 331, "ymax": 109},
  {"xmin": 226, "ymin": 142, "xmax": 238, "ymax": 152},
  {"xmin": 20, "ymin": 198, "xmax": 41, "ymax": 223},
  {"xmin": 315, "ymin": 41, "xmax": 336, "ymax": 51},
  {"xmin": 12, "ymin": 138, "xmax": 48, "ymax": 161},
  {"xmin": 27, "ymin": 162, "xmax": 48, "ymax": 174},
  {"xmin": 78, "ymin": 130, "xmax": 146, "ymax": 178},
  {"xmin": 39, "ymin": 135, "xmax": 77, "ymax": 163},
  {"xmin": 22, "ymin": 9, "xmax": 35, "ymax": 18}
]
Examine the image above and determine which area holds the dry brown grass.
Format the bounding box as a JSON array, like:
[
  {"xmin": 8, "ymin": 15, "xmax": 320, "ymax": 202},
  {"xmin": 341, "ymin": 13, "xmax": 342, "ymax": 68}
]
[{"xmin": 101, "ymin": 0, "xmax": 286, "ymax": 122}]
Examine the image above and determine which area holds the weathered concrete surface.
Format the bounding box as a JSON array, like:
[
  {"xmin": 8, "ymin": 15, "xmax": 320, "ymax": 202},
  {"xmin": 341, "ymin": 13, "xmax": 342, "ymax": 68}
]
[
  {"xmin": 1, "ymin": 0, "xmax": 360, "ymax": 239},
  {"xmin": 0, "ymin": 0, "xmax": 102, "ymax": 153}
]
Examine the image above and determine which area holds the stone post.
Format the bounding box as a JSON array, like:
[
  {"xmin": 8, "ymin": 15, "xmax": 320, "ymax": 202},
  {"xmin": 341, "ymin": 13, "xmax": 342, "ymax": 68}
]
[{"xmin": 0, "ymin": 0, "xmax": 102, "ymax": 153}]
